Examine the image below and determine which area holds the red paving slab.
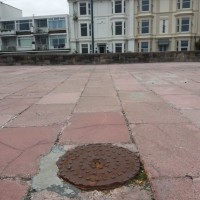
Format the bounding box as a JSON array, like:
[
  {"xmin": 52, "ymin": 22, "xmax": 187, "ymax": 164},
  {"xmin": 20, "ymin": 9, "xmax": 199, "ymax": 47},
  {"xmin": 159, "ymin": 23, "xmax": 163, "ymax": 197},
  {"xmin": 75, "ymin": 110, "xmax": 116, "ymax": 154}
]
[
  {"xmin": 0, "ymin": 179, "xmax": 29, "ymax": 200},
  {"xmin": 60, "ymin": 112, "xmax": 131, "ymax": 144},
  {"xmin": 0, "ymin": 143, "xmax": 21, "ymax": 174},
  {"xmin": 0, "ymin": 126, "xmax": 60, "ymax": 177},
  {"xmin": 74, "ymin": 96, "xmax": 121, "ymax": 113}
]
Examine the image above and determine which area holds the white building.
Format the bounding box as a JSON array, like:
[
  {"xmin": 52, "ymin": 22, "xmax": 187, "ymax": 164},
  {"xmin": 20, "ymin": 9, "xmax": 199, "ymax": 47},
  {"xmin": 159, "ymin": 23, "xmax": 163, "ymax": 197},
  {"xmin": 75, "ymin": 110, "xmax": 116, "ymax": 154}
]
[
  {"xmin": 0, "ymin": 2, "xmax": 22, "ymax": 19},
  {"xmin": 68, "ymin": 0, "xmax": 135, "ymax": 53},
  {"xmin": 0, "ymin": 14, "xmax": 70, "ymax": 51}
]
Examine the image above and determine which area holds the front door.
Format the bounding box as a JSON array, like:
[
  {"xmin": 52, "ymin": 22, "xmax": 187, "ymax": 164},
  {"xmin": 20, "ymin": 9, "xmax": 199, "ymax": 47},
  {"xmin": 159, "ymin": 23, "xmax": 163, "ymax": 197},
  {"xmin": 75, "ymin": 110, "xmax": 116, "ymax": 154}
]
[{"xmin": 98, "ymin": 44, "xmax": 106, "ymax": 53}]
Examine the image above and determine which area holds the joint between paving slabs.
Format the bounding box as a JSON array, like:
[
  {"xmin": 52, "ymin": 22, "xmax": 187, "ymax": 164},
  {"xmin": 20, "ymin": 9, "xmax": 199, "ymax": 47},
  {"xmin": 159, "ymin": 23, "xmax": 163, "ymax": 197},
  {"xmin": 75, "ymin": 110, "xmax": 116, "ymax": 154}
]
[{"xmin": 53, "ymin": 66, "xmax": 96, "ymax": 145}]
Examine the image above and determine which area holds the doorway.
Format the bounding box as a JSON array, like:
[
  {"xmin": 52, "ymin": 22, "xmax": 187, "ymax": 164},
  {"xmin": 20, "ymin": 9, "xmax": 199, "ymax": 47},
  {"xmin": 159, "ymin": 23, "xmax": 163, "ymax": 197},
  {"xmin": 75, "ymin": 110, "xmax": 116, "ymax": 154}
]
[{"xmin": 98, "ymin": 44, "xmax": 106, "ymax": 53}]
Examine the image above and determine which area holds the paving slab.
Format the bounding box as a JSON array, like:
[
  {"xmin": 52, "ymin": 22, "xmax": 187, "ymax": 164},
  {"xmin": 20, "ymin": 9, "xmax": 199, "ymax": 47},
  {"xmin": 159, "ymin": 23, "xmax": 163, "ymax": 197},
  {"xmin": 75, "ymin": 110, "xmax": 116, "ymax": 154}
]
[
  {"xmin": 131, "ymin": 123, "xmax": 200, "ymax": 178},
  {"xmin": 0, "ymin": 126, "xmax": 60, "ymax": 177},
  {"xmin": 37, "ymin": 92, "xmax": 81, "ymax": 105},
  {"xmin": 181, "ymin": 109, "xmax": 200, "ymax": 128},
  {"xmin": 163, "ymin": 94, "xmax": 200, "ymax": 109},
  {"xmin": 0, "ymin": 97, "xmax": 39, "ymax": 115},
  {"xmin": 60, "ymin": 112, "xmax": 130, "ymax": 144},
  {"xmin": 119, "ymin": 91, "xmax": 162, "ymax": 103},
  {"xmin": 151, "ymin": 178, "xmax": 196, "ymax": 200},
  {"xmin": 0, "ymin": 179, "xmax": 29, "ymax": 200},
  {"xmin": 74, "ymin": 97, "xmax": 121, "ymax": 113},
  {"xmin": 6, "ymin": 104, "xmax": 74, "ymax": 127},
  {"xmin": 0, "ymin": 114, "xmax": 12, "ymax": 127},
  {"xmin": 123, "ymin": 102, "xmax": 188, "ymax": 124}
]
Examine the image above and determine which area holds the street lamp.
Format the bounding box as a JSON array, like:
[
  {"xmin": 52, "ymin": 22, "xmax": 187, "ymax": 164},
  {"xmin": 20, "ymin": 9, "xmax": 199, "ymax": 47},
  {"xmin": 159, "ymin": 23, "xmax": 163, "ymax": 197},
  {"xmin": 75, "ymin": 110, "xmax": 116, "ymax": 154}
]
[{"xmin": 90, "ymin": 0, "xmax": 94, "ymax": 53}]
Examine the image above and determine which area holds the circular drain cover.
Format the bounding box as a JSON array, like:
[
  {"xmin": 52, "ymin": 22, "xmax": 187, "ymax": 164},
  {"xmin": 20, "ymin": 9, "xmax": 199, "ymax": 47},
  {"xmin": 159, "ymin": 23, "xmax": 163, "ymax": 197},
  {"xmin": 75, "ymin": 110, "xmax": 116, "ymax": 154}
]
[{"xmin": 57, "ymin": 144, "xmax": 140, "ymax": 191}]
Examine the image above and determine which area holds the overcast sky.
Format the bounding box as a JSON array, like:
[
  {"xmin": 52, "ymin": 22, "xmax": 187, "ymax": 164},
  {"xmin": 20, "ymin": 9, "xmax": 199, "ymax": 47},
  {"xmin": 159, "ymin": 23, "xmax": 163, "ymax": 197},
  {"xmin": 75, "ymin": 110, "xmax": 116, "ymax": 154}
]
[{"xmin": 3, "ymin": 0, "xmax": 69, "ymax": 16}]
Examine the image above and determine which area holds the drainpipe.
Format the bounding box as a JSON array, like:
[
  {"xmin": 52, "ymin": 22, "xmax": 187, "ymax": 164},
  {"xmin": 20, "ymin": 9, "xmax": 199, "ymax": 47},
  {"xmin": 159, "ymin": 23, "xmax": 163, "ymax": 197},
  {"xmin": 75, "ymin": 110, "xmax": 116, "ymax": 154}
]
[{"xmin": 91, "ymin": 0, "xmax": 94, "ymax": 53}]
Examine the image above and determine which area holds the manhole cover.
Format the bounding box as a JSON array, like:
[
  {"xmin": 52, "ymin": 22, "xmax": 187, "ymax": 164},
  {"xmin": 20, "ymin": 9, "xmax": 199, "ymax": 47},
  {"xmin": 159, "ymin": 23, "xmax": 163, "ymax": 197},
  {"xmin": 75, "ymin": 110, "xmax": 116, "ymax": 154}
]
[{"xmin": 57, "ymin": 144, "xmax": 140, "ymax": 191}]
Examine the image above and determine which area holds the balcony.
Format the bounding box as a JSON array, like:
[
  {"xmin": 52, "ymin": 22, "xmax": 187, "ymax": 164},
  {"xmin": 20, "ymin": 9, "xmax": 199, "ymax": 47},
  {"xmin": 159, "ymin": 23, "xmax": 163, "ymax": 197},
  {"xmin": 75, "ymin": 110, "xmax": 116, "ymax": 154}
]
[
  {"xmin": 35, "ymin": 27, "xmax": 48, "ymax": 34},
  {"xmin": 0, "ymin": 29, "xmax": 16, "ymax": 36}
]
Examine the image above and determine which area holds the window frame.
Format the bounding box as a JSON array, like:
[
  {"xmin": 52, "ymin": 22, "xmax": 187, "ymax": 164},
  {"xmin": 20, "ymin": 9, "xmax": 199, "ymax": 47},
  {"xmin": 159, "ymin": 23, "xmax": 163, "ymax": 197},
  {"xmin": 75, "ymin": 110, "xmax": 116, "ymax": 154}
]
[
  {"xmin": 177, "ymin": 0, "xmax": 191, "ymax": 10},
  {"xmin": 112, "ymin": 0, "xmax": 126, "ymax": 14},
  {"xmin": 79, "ymin": 2, "xmax": 91, "ymax": 16},
  {"xmin": 18, "ymin": 36, "xmax": 32, "ymax": 48},
  {"xmin": 115, "ymin": 21, "xmax": 123, "ymax": 35},
  {"xmin": 49, "ymin": 35, "xmax": 67, "ymax": 49},
  {"xmin": 176, "ymin": 17, "xmax": 190, "ymax": 33},
  {"xmin": 48, "ymin": 18, "xmax": 66, "ymax": 30},
  {"xmin": 80, "ymin": 22, "xmax": 91, "ymax": 37},
  {"xmin": 81, "ymin": 43, "xmax": 89, "ymax": 53},
  {"xmin": 141, "ymin": 0, "xmax": 151, "ymax": 12},
  {"xmin": 141, "ymin": 19, "xmax": 150, "ymax": 34},
  {"xmin": 140, "ymin": 41, "xmax": 149, "ymax": 52}
]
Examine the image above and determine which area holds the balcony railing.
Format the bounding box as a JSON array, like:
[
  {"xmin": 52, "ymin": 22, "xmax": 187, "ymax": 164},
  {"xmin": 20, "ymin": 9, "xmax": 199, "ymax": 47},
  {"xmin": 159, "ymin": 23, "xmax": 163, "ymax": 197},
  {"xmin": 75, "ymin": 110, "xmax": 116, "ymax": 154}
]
[{"xmin": 0, "ymin": 30, "xmax": 16, "ymax": 35}]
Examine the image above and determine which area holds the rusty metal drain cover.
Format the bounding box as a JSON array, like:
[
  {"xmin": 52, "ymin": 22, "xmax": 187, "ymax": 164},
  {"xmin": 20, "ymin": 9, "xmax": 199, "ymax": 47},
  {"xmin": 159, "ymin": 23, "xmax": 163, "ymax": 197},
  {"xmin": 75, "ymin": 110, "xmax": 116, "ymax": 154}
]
[{"xmin": 57, "ymin": 144, "xmax": 140, "ymax": 191}]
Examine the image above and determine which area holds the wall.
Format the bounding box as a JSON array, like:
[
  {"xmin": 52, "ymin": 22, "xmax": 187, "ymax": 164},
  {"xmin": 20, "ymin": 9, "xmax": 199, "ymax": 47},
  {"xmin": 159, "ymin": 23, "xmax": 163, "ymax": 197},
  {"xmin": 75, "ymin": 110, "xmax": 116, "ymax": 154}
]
[
  {"xmin": 0, "ymin": 51, "xmax": 199, "ymax": 65},
  {"xmin": 0, "ymin": 2, "xmax": 22, "ymax": 19}
]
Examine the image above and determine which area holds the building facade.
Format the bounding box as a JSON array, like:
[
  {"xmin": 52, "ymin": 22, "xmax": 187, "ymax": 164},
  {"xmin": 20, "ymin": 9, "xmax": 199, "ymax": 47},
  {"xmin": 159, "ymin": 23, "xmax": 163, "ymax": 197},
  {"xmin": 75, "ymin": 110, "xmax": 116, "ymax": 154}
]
[
  {"xmin": 0, "ymin": 15, "xmax": 70, "ymax": 52},
  {"xmin": 134, "ymin": 0, "xmax": 200, "ymax": 52},
  {"xmin": 69, "ymin": 0, "xmax": 200, "ymax": 53},
  {"xmin": 68, "ymin": 0, "xmax": 135, "ymax": 53}
]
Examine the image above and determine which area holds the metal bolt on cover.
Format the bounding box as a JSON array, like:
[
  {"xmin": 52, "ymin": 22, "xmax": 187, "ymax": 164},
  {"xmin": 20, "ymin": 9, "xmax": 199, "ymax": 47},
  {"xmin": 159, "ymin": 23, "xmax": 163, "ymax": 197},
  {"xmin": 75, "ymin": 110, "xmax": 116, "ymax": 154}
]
[{"xmin": 57, "ymin": 144, "xmax": 140, "ymax": 191}]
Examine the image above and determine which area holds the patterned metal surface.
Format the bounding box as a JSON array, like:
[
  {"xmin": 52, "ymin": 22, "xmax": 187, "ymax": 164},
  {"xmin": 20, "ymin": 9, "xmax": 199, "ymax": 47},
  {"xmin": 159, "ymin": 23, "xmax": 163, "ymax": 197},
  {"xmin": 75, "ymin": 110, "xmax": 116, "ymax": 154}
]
[{"xmin": 57, "ymin": 144, "xmax": 140, "ymax": 190}]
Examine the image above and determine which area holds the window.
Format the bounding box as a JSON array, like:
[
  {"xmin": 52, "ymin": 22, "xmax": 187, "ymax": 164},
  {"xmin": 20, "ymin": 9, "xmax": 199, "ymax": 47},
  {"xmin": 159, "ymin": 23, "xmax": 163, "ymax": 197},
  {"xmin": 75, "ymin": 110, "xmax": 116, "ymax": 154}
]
[
  {"xmin": 79, "ymin": 2, "xmax": 90, "ymax": 15},
  {"xmin": 115, "ymin": 21, "xmax": 122, "ymax": 35},
  {"xmin": 182, "ymin": 0, "xmax": 190, "ymax": 8},
  {"xmin": 162, "ymin": 20, "xmax": 166, "ymax": 33},
  {"xmin": 37, "ymin": 19, "xmax": 47, "ymax": 28},
  {"xmin": 181, "ymin": 40, "xmax": 189, "ymax": 51},
  {"xmin": 80, "ymin": 23, "xmax": 88, "ymax": 36},
  {"xmin": 81, "ymin": 44, "xmax": 89, "ymax": 53},
  {"xmin": 141, "ymin": 0, "xmax": 150, "ymax": 11},
  {"xmin": 115, "ymin": 0, "xmax": 122, "ymax": 13},
  {"xmin": 177, "ymin": 17, "xmax": 190, "ymax": 32},
  {"xmin": 18, "ymin": 37, "xmax": 32, "ymax": 48},
  {"xmin": 141, "ymin": 41, "xmax": 149, "ymax": 52},
  {"xmin": 2, "ymin": 21, "xmax": 15, "ymax": 30},
  {"xmin": 80, "ymin": 3, "xmax": 87, "ymax": 15},
  {"xmin": 48, "ymin": 18, "xmax": 65, "ymax": 30},
  {"xmin": 141, "ymin": 20, "xmax": 150, "ymax": 34},
  {"xmin": 177, "ymin": 0, "xmax": 190, "ymax": 9},
  {"xmin": 16, "ymin": 20, "xmax": 32, "ymax": 31},
  {"xmin": 115, "ymin": 43, "xmax": 122, "ymax": 53},
  {"xmin": 50, "ymin": 35, "xmax": 66, "ymax": 48},
  {"xmin": 176, "ymin": 40, "xmax": 189, "ymax": 51},
  {"xmin": 181, "ymin": 18, "xmax": 190, "ymax": 32},
  {"xmin": 112, "ymin": 0, "xmax": 125, "ymax": 14}
]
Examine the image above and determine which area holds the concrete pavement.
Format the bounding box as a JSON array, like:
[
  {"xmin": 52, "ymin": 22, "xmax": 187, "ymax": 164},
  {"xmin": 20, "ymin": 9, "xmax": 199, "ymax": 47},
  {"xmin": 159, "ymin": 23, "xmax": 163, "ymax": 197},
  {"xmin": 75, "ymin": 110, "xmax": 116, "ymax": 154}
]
[{"xmin": 0, "ymin": 63, "xmax": 200, "ymax": 200}]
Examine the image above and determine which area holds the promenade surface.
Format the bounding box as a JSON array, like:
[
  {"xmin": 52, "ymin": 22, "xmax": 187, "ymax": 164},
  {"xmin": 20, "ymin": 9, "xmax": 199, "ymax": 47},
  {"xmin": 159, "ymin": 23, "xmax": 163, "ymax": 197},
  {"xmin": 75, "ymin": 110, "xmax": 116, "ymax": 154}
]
[{"xmin": 0, "ymin": 63, "xmax": 200, "ymax": 200}]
